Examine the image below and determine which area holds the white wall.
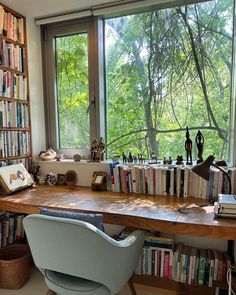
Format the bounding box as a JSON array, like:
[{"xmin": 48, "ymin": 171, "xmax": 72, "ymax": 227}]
[{"xmin": 26, "ymin": 17, "xmax": 46, "ymax": 155}]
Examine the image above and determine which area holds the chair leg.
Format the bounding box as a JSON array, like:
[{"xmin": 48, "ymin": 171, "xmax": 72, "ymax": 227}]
[
  {"xmin": 46, "ymin": 289, "xmax": 56, "ymax": 295},
  {"xmin": 128, "ymin": 278, "xmax": 137, "ymax": 295}
]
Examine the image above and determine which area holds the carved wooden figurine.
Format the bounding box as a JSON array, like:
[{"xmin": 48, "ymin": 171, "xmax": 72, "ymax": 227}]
[
  {"xmin": 185, "ymin": 126, "xmax": 192, "ymax": 165},
  {"xmin": 196, "ymin": 130, "xmax": 204, "ymax": 164}
]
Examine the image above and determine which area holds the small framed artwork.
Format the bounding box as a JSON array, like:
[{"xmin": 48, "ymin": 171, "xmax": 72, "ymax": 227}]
[
  {"xmin": 57, "ymin": 174, "xmax": 65, "ymax": 185},
  {"xmin": 65, "ymin": 170, "xmax": 77, "ymax": 185},
  {"xmin": 91, "ymin": 171, "xmax": 107, "ymax": 191}
]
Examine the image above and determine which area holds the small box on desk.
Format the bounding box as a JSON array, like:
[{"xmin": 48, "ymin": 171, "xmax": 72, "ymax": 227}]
[{"xmin": 215, "ymin": 194, "xmax": 236, "ymax": 218}]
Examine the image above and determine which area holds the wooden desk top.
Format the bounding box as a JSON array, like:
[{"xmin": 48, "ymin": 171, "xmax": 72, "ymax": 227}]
[{"xmin": 0, "ymin": 185, "xmax": 235, "ymax": 240}]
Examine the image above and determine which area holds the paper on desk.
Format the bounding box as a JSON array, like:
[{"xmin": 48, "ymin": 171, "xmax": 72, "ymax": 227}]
[
  {"xmin": 202, "ymin": 205, "xmax": 214, "ymax": 214},
  {"xmin": 178, "ymin": 204, "xmax": 214, "ymax": 214}
]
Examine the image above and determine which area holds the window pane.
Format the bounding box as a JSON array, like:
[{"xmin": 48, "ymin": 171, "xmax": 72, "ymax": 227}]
[
  {"xmin": 55, "ymin": 33, "xmax": 89, "ymax": 149},
  {"xmin": 105, "ymin": 0, "xmax": 233, "ymax": 161}
]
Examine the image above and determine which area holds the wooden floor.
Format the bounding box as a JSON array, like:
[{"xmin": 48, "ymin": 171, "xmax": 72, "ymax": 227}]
[{"xmin": 0, "ymin": 267, "xmax": 176, "ymax": 295}]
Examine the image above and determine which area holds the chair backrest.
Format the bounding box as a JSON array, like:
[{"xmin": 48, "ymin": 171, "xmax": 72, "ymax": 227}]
[{"xmin": 23, "ymin": 214, "xmax": 145, "ymax": 294}]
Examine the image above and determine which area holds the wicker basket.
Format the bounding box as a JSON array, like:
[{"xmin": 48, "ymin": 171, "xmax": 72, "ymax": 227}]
[{"xmin": 0, "ymin": 244, "xmax": 32, "ymax": 289}]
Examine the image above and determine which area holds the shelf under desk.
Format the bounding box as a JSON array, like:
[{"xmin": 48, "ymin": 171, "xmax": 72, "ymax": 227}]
[{"xmin": 0, "ymin": 184, "xmax": 235, "ymax": 240}]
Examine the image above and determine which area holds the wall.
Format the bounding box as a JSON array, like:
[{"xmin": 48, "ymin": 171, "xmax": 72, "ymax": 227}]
[{"xmin": 26, "ymin": 18, "xmax": 46, "ymax": 155}]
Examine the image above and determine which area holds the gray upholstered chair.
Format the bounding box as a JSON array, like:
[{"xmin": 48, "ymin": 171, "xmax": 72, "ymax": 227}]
[{"xmin": 23, "ymin": 214, "xmax": 145, "ymax": 295}]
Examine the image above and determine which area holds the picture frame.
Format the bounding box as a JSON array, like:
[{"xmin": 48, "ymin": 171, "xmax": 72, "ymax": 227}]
[
  {"xmin": 0, "ymin": 163, "xmax": 34, "ymax": 194},
  {"xmin": 57, "ymin": 174, "xmax": 65, "ymax": 185},
  {"xmin": 65, "ymin": 170, "xmax": 77, "ymax": 185},
  {"xmin": 91, "ymin": 171, "xmax": 107, "ymax": 191}
]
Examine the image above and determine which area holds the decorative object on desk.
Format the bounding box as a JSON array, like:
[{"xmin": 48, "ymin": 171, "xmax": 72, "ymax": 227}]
[
  {"xmin": 128, "ymin": 152, "xmax": 133, "ymax": 163},
  {"xmin": 89, "ymin": 137, "xmax": 105, "ymax": 162},
  {"xmin": 39, "ymin": 147, "xmax": 56, "ymax": 161},
  {"xmin": 191, "ymin": 155, "xmax": 231, "ymax": 202},
  {"xmin": 111, "ymin": 155, "xmax": 120, "ymax": 162},
  {"xmin": 122, "ymin": 152, "xmax": 127, "ymax": 163},
  {"xmin": 73, "ymin": 153, "xmax": 81, "ymax": 162},
  {"xmin": 176, "ymin": 155, "xmax": 183, "ymax": 165},
  {"xmin": 65, "ymin": 170, "xmax": 77, "ymax": 185},
  {"xmin": 28, "ymin": 162, "xmax": 40, "ymax": 182},
  {"xmin": 55, "ymin": 153, "xmax": 64, "ymax": 161},
  {"xmin": 163, "ymin": 157, "xmax": 167, "ymax": 165},
  {"xmin": 37, "ymin": 175, "xmax": 46, "ymax": 185},
  {"xmin": 0, "ymin": 163, "xmax": 34, "ymax": 194},
  {"xmin": 57, "ymin": 174, "xmax": 66, "ymax": 185},
  {"xmin": 138, "ymin": 154, "xmax": 144, "ymax": 164},
  {"xmin": 185, "ymin": 126, "xmax": 192, "ymax": 165},
  {"xmin": 167, "ymin": 156, "xmax": 172, "ymax": 164},
  {"xmin": 98, "ymin": 136, "xmax": 105, "ymax": 161},
  {"xmin": 91, "ymin": 171, "xmax": 107, "ymax": 191},
  {"xmin": 150, "ymin": 152, "xmax": 158, "ymax": 164},
  {"xmin": 195, "ymin": 130, "xmax": 204, "ymax": 164},
  {"xmin": 46, "ymin": 171, "xmax": 57, "ymax": 185}
]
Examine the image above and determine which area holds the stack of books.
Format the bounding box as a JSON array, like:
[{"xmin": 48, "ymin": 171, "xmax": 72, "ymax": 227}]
[{"xmin": 215, "ymin": 194, "xmax": 236, "ymax": 218}]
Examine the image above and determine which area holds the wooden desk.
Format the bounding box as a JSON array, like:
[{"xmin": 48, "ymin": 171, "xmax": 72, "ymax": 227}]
[{"xmin": 0, "ymin": 184, "xmax": 235, "ymax": 240}]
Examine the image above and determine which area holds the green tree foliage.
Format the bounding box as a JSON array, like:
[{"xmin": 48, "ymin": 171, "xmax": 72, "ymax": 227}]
[
  {"xmin": 56, "ymin": 34, "xmax": 90, "ymax": 149},
  {"xmin": 105, "ymin": 0, "xmax": 233, "ymax": 161}
]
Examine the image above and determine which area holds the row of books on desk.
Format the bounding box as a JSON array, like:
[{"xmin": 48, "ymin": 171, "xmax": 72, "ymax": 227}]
[
  {"xmin": 0, "ymin": 211, "xmax": 25, "ymax": 248},
  {"xmin": 111, "ymin": 164, "xmax": 236, "ymax": 199}
]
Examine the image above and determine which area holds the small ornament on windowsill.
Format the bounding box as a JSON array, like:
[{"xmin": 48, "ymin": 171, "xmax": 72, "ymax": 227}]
[
  {"xmin": 176, "ymin": 155, "xmax": 183, "ymax": 165},
  {"xmin": 185, "ymin": 126, "xmax": 192, "ymax": 165},
  {"xmin": 195, "ymin": 130, "xmax": 204, "ymax": 164},
  {"xmin": 88, "ymin": 137, "xmax": 105, "ymax": 162}
]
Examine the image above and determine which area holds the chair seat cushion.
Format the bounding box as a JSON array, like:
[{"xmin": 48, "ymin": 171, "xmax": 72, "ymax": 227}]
[
  {"xmin": 40, "ymin": 208, "xmax": 104, "ymax": 232},
  {"xmin": 45, "ymin": 269, "xmax": 110, "ymax": 295}
]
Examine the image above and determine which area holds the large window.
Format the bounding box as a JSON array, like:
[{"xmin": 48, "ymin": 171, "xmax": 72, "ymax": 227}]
[
  {"xmin": 43, "ymin": 0, "xmax": 235, "ymax": 162},
  {"xmin": 105, "ymin": 0, "xmax": 234, "ymax": 160},
  {"xmin": 43, "ymin": 21, "xmax": 96, "ymax": 155}
]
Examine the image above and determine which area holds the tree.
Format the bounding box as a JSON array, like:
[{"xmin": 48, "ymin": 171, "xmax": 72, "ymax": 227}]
[{"xmin": 105, "ymin": 0, "xmax": 233, "ymax": 160}]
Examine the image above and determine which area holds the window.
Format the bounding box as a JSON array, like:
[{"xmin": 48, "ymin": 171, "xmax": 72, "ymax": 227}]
[
  {"xmin": 42, "ymin": 0, "xmax": 235, "ymax": 162},
  {"xmin": 105, "ymin": 0, "xmax": 234, "ymax": 161},
  {"xmin": 55, "ymin": 33, "xmax": 89, "ymax": 149},
  {"xmin": 43, "ymin": 20, "xmax": 97, "ymax": 156}
]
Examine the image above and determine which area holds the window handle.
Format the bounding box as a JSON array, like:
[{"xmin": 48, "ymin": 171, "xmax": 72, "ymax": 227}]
[{"xmin": 86, "ymin": 96, "xmax": 95, "ymax": 113}]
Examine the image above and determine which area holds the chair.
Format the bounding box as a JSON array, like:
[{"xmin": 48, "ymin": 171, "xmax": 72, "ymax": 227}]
[{"xmin": 23, "ymin": 214, "xmax": 145, "ymax": 295}]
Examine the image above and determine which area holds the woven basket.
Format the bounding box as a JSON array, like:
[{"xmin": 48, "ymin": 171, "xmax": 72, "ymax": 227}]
[{"xmin": 0, "ymin": 244, "xmax": 32, "ymax": 289}]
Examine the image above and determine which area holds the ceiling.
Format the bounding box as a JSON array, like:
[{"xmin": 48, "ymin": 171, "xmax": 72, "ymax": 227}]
[{"xmin": 0, "ymin": 0, "xmax": 116, "ymax": 18}]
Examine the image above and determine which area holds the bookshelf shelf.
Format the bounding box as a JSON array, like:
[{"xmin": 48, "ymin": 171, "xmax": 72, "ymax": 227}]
[
  {"xmin": 133, "ymin": 275, "xmax": 228, "ymax": 295},
  {"xmin": 0, "ymin": 127, "xmax": 30, "ymax": 131},
  {"xmin": 0, "ymin": 66, "xmax": 26, "ymax": 76},
  {"xmin": 0, "ymin": 34, "xmax": 24, "ymax": 46},
  {"xmin": 0, "ymin": 3, "xmax": 31, "ymax": 165},
  {"xmin": 0, "ymin": 96, "xmax": 28, "ymax": 103},
  {"xmin": 0, "ymin": 154, "xmax": 31, "ymax": 161}
]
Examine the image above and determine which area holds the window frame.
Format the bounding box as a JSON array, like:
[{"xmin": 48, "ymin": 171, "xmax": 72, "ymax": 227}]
[{"xmin": 42, "ymin": 18, "xmax": 103, "ymax": 158}]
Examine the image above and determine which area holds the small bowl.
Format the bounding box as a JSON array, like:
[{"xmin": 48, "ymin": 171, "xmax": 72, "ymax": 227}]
[{"xmin": 40, "ymin": 155, "xmax": 54, "ymax": 161}]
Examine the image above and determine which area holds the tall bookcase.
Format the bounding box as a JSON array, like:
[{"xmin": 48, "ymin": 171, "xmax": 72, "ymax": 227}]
[{"xmin": 0, "ymin": 3, "xmax": 31, "ymax": 167}]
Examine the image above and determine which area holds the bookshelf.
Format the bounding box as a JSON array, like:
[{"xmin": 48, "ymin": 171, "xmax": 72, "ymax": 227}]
[{"xmin": 0, "ymin": 3, "xmax": 31, "ymax": 166}]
